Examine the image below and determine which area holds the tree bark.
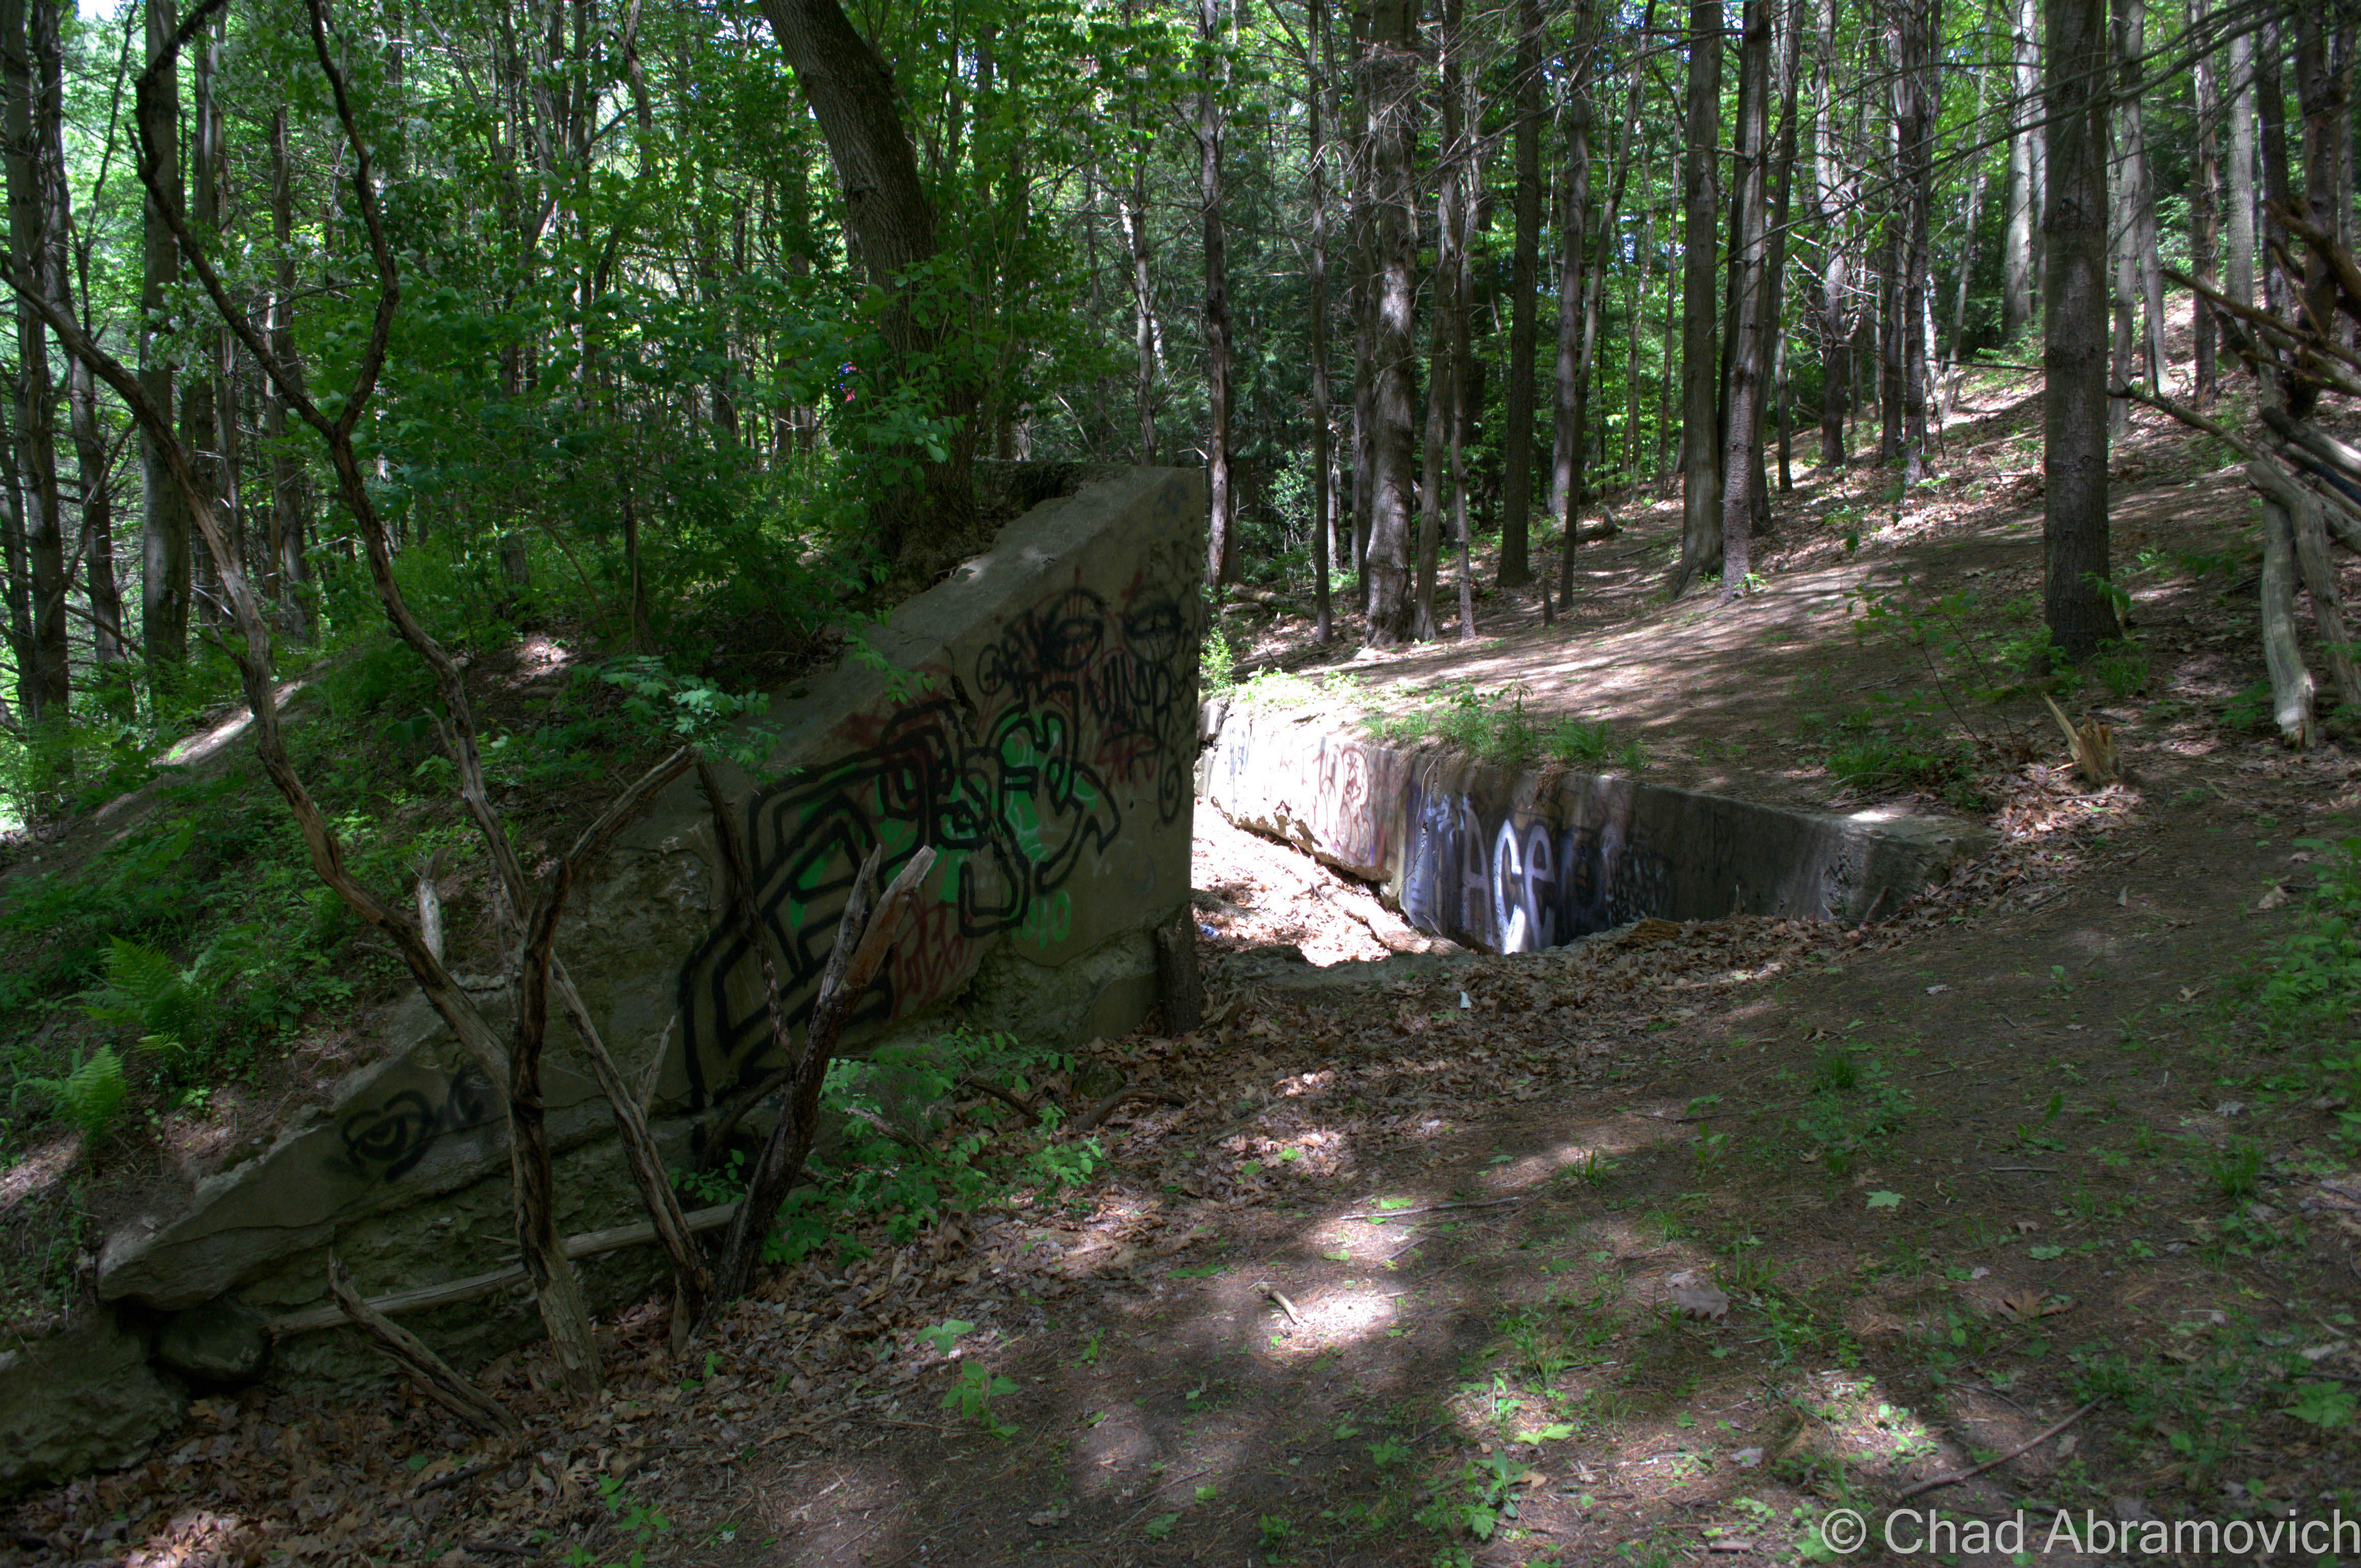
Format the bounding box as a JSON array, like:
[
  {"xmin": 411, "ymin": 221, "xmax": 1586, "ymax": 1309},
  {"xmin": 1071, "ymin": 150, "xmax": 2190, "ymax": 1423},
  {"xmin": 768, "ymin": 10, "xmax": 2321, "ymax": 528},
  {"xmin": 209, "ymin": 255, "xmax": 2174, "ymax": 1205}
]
[
  {"xmin": 2190, "ymin": 0, "xmax": 2220, "ymax": 402},
  {"xmin": 2002, "ymin": 0, "xmax": 2042, "ymax": 340},
  {"xmin": 1719, "ymin": 0, "xmax": 1772, "ymax": 600},
  {"xmin": 2, "ymin": 0, "xmax": 69, "ymax": 727},
  {"xmin": 754, "ymin": 0, "xmax": 976, "ymax": 571},
  {"xmin": 1197, "ymin": 0, "xmax": 1236, "ymax": 585},
  {"xmin": 1812, "ymin": 0, "xmax": 1851, "ymax": 467},
  {"xmin": 1309, "ymin": 0, "xmax": 1335, "ymax": 641},
  {"xmin": 1359, "ymin": 0, "xmax": 1420, "ymax": 645},
  {"xmin": 137, "ymin": 0, "xmax": 186, "ymax": 674},
  {"xmin": 265, "ymin": 107, "xmax": 310, "ymax": 636},
  {"xmin": 1671, "ymin": 0, "xmax": 1723, "ymax": 596},
  {"xmin": 1896, "ymin": 0, "xmax": 1938, "ymax": 483},
  {"xmin": 2042, "ymin": 0, "xmax": 2122, "ymax": 662},
  {"xmin": 1498, "ymin": 0, "xmax": 1543, "ymax": 590},
  {"xmin": 2226, "ymin": 23, "xmax": 2256, "ymax": 317},
  {"xmin": 1549, "ymin": 74, "xmax": 1591, "ymax": 562}
]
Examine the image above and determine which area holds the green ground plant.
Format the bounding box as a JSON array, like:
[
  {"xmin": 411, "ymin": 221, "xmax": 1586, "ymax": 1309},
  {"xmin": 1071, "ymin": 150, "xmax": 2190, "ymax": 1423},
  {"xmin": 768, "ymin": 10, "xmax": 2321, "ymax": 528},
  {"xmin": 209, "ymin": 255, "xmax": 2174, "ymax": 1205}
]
[{"xmin": 1370, "ymin": 680, "xmax": 1642, "ymax": 772}]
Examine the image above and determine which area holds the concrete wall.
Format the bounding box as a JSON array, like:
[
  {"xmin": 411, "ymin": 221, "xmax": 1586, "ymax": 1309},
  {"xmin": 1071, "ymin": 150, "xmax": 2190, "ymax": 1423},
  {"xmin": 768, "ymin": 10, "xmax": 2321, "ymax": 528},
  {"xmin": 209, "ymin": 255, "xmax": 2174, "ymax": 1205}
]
[
  {"xmin": 1199, "ymin": 702, "xmax": 1988, "ymax": 950},
  {"xmin": 82, "ymin": 465, "xmax": 1204, "ymax": 1413}
]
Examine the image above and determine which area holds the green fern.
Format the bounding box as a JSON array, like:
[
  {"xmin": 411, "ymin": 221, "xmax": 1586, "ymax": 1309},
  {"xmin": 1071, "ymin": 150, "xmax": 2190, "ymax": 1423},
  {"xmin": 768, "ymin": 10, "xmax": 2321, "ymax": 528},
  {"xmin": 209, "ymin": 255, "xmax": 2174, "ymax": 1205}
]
[
  {"xmin": 81, "ymin": 937, "xmax": 210, "ymax": 1061},
  {"xmin": 28, "ymin": 1046, "xmax": 129, "ymax": 1144}
]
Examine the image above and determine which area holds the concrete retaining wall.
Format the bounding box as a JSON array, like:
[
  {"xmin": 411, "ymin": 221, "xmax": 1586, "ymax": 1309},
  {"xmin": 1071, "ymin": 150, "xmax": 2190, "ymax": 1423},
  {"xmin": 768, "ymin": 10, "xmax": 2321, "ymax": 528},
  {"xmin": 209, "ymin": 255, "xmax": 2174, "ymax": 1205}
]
[
  {"xmin": 1198, "ymin": 701, "xmax": 1988, "ymax": 949},
  {"xmin": 74, "ymin": 465, "xmax": 1204, "ymax": 1427}
]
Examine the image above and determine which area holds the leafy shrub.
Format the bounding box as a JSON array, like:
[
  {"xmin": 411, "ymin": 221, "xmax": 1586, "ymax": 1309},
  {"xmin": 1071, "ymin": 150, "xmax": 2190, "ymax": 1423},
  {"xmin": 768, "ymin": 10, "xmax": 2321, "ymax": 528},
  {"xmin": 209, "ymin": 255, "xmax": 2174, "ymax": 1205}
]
[
  {"xmin": 736, "ymin": 1029, "xmax": 1106, "ymax": 1268},
  {"xmin": 1370, "ymin": 680, "xmax": 1638, "ymax": 772}
]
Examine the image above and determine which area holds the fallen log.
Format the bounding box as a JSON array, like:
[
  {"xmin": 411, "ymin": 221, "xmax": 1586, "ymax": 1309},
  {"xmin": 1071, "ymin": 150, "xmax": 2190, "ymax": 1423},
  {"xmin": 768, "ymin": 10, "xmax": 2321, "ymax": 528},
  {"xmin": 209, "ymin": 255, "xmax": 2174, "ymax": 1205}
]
[
  {"xmin": 2253, "ymin": 461, "xmax": 2361, "ymax": 711},
  {"xmin": 2258, "ymin": 496, "xmax": 2319, "ymax": 748}
]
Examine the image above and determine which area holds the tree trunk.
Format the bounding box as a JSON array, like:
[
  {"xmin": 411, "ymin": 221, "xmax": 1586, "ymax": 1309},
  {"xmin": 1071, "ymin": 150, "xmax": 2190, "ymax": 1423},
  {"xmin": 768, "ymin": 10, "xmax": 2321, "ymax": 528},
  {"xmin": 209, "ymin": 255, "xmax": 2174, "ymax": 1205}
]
[
  {"xmin": 1897, "ymin": 0, "xmax": 1938, "ymax": 483},
  {"xmin": 2002, "ymin": 0, "xmax": 2041, "ymax": 339},
  {"xmin": 754, "ymin": 0, "xmax": 975, "ymax": 571},
  {"xmin": 1309, "ymin": 0, "xmax": 1335, "ymax": 641},
  {"xmin": 265, "ymin": 107, "xmax": 311, "ymax": 636},
  {"xmin": 1719, "ymin": 0, "xmax": 1772, "ymax": 600},
  {"xmin": 2, "ymin": 0, "xmax": 69, "ymax": 726},
  {"xmin": 2189, "ymin": 0, "xmax": 2220, "ymax": 402},
  {"xmin": 1359, "ymin": 0, "xmax": 1420, "ymax": 646},
  {"xmin": 1498, "ymin": 0, "xmax": 1543, "ymax": 590},
  {"xmin": 1946, "ymin": 48, "xmax": 1990, "ymax": 386},
  {"xmin": 1671, "ymin": 0, "xmax": 1723, "ymax": 596},
  {"xmin": 1562, "ymin": 21, "xmax": 1646, "ymax": 614},
  {"xmin": 2107, "ymin": 0, "xmax": 2161, "ymax": 426},
  {"xmin": 69, "ymin": 359, "xmax": 122, "ymax": 675},
  {"xmin": 1812, "ymin": 0, "xmax": 1851, "ymax": 468},
  {"xmin": 1766, "ymin": 0, "xmax": 1803, "ymax": 491},
  {"xmin": 1117, "ymin": 168, "xmax": 1158, "ymax": 464},
  {"xmin": 2225, "ymin": 24, "xmax": 2256, "ymax": 316},
  {"xmin": 183, "ymin": 10, "xmax": 222, "ymax": 625},
  {"xmin": 2255, "ymin": 25, "xmax": 2294, "ymax": 332},
  {"xmin": 1549, "ymin": 80, "xmax": 1590, "ymax": 552},
  {"xmin": 2293, "ymin": 10, "xmax": 2357, "ymax": 373},
  {"xmin": 138, "ymin": 0, "xmax": 186, "ymax": 675},
  {"xmin": 2043, "ymin": 0, "xmax": 2122, "ymax": 662},
  {"xmin": 1198, "ymin": 0, "xmax": 1236, "ymax": 586}
]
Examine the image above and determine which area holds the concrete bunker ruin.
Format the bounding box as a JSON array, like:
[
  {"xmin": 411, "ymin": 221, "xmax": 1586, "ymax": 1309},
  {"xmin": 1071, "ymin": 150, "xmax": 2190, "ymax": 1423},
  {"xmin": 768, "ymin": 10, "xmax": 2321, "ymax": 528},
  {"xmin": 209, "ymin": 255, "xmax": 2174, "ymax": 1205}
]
[{"xmin": 2, "ymin": 464, "xmax": 1206, "ymax": 1496}]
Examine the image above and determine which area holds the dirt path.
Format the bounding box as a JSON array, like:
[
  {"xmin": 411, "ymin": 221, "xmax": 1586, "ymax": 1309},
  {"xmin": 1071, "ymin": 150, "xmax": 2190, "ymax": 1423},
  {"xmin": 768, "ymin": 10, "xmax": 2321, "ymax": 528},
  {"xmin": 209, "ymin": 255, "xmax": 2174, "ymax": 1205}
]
[{"xmin": 14, "ymin": 346, "xmax": 2361, "ymax": 1568}]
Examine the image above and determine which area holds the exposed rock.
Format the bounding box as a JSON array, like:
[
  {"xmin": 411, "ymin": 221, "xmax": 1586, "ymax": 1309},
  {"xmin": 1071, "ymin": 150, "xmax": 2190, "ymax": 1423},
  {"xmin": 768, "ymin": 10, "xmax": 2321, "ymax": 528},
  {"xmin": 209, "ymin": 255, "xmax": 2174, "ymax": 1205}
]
[
  {"xmin": 0, "ymin": 1312, "xmax": 185, "ymax": 1498},
  {"xmin": 154, "ymin": 1299, "xmax": 270, "ymax": 1385}
]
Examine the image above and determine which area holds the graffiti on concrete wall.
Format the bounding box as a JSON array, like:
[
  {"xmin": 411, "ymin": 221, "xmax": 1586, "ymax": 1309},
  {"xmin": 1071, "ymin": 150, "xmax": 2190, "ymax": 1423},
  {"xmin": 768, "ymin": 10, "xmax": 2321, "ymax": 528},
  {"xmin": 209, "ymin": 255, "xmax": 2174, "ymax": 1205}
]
[
  {"xmin": 1398, "ymin": 777, "xmax": 1673, "ymax": 953},
  {"xmin": 337, "ymin": 1064, "xmax": 496, "ymax": 1183},
  {"xmin": 676, "ymin": 574, "xmax": 1195, "ymax": 1110}
]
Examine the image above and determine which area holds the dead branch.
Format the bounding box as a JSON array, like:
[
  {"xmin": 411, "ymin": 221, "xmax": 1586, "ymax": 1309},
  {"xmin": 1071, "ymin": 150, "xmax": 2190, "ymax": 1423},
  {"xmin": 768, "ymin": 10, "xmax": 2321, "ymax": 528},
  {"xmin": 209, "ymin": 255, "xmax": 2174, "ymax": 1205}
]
[
  {"xmin": 273, "ymin": 1202, "xmax": 737, "ymax": 1337},
  {"xmin": 2039, "ymin": 695, "xmax": 2118, "ymax": 786},
  {"xmin": 2261, "ymin": 468, "xmax": 2361, "ymax": 712},
  {"xmin": 1069, "ymin": 1083, "xmax": 1190, "ymax": 1135},
  {"xmin": 328, "ymin": 1254, "xmax": 520, "ymax": 1438},
  {"xmin": 710, "ymin": 842, "xmax": 937, "ymax": 1308}
]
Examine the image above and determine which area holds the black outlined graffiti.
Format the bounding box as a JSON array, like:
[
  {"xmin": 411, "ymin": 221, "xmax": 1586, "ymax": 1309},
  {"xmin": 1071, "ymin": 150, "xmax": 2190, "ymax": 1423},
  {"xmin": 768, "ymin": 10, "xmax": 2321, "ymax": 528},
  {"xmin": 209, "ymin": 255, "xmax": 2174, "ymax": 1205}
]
[
  {"xmin": 1400, "ymin": 776, "xmax": 1674, "ymax": 951},
  {"xmin": 338, "ymin": 1064, "xmax": 497, "ymax": 1183},
  {"xmin": 676, "ymin": 579, "xmax": 1196, "ymax": 1110}
]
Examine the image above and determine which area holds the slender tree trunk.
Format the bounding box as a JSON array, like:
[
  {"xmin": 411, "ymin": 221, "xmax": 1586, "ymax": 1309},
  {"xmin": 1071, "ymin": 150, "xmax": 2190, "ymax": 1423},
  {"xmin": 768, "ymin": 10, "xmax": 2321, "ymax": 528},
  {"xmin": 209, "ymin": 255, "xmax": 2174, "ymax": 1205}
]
[
  {"xmin": 2226, "ymin": 24, "xmax": 2256, "ymax": 315},
  {"xmin": 182, "ymin": 12, "xmax": 222, "ymax": 624},
  {"xmin": 2, "ymin": 0, "xmax": 69, "ymax": 726},
  {"xmin": 1118, "ymin": 169, "xmax": 1158, "ymax": 464},
  {"xmin": 1720, "ymin": 0, "xmax": 1772, "ymax": 600},
  {"xmin": 1897, "ymin": 0, "xmax": 1938, "ymax": 483},
  {"xmin": 1947, "ymin": 55, "xmax": 1990, "ymax": 381},
  {"xmin": 1563, "ymin": 22, "xmax": 1645, "ymax": 612},
  {"xmin": 1197, "ymin": 0, "xmax": 1236, "ymax": 585},
  {"xmin": 2110, "ymin": 0, "xmax": 2163, "ymax": 414},
  {"xmin": 2256, "ymin": 25, "xmax": 2294, "ymax": 332},
  {"xmin": 265, "ymin": 107, "xmax": 311, "ymax": 636},
  {"xmin": 1360, "ymin": 0, "xmax": 1420, "ymax": 645},
  {"xmin": 1498, "ymin": 0, "xmax": 1543, "ymax": 590},
  {"xmin": 1309, "ymin": 0, "xmax": 1334, "ymax": 641},
  {"xmin": 69, "ymin": 358, "xmax": 120, "ymax": 674},
  {"xmin": 1813, "ymin": 0, "xmax": 1851, "ymax": 467},
  {"xmin": 1672, "ymin": 0, "xmax": 1723, "ymax": 595},
  {"xmin": 2190, "ymin": 0, "xmax": 2220, "ymax": 402},
  {"xmin": 1767, "ymin": 0, "xmax": 1802, "ymax": 491},
  {"xmin": 2293, "ymin": 10, "xmax": 2357, "ymax": 375},
  {"xmin": 1549, "ymin": 61, "xmax": 1592, "ymax": 600},
  {"xmin": 2044, "ymin": 0, "xmax": 2121, "ymax": 661},
  {"xmin": 2003, "ymin": 0, "xmax": 2041, "ymax": 340},
  {"xmin": 1415, "ymin": 0, "xmax": 1462, "ymax": 641}
]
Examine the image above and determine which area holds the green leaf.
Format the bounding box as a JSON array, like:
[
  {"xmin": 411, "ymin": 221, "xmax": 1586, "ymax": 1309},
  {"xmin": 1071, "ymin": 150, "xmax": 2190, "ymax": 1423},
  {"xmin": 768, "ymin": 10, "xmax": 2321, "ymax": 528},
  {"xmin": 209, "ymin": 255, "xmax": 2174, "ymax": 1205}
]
[{"xmin": 1866, "ymin": 1190, "xmax": 1903, "ymax": 1209}]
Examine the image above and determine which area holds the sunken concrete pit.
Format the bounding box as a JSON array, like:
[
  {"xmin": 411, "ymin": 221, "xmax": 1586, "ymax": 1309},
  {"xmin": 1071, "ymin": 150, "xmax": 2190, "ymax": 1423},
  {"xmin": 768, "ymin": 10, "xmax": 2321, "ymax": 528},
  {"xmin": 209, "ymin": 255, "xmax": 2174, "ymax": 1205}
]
[
  {"xmin": 1198, "ymin": 701, "xmax": 1991, "ymax": 950},
  {"xmin": 3, "ymin": 465, "xmax": 1205, "ymax": 1498}
]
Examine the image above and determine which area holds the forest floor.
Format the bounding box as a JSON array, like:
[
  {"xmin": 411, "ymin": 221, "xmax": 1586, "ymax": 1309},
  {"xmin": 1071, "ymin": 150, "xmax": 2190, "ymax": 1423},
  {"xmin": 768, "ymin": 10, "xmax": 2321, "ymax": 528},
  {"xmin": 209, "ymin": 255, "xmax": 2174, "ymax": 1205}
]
[{"xmin": 12, "ymin": 347, "xmax": 2361, "ymax": 1567}]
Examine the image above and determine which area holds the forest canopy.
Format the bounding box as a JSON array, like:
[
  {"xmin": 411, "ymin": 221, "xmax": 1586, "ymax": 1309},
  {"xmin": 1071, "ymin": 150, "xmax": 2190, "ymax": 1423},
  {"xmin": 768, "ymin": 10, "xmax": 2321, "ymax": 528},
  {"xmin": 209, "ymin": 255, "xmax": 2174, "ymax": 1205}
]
[{"xmin": 0, "ymin": 0, "xmax": 2336, "ymax": 816}]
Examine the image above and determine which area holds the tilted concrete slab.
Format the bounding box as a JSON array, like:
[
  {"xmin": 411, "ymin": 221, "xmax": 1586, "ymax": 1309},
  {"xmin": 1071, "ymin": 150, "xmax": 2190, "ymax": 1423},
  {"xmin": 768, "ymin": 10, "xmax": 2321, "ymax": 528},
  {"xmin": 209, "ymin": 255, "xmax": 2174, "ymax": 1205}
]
[{"xmin": 95, "ymin": 466, "xmax": 1206, "ymax": 1380}]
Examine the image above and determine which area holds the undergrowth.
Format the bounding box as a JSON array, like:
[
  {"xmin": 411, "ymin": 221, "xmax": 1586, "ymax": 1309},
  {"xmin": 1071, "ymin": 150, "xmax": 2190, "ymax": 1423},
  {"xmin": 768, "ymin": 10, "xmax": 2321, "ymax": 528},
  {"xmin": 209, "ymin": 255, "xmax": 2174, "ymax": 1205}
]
[{"xmin": 1368, "ymin": 679, "xmax": 1643, "ymax": 773}]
